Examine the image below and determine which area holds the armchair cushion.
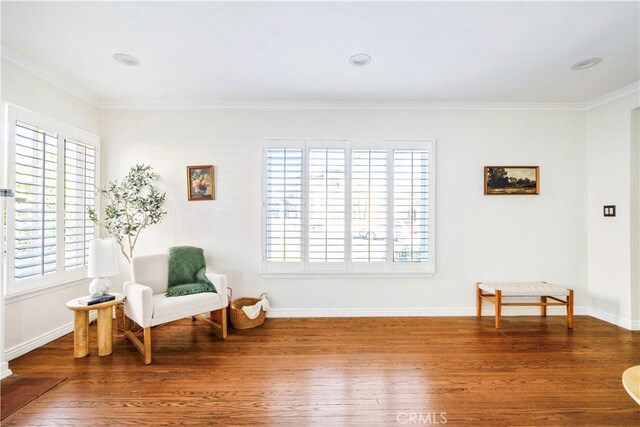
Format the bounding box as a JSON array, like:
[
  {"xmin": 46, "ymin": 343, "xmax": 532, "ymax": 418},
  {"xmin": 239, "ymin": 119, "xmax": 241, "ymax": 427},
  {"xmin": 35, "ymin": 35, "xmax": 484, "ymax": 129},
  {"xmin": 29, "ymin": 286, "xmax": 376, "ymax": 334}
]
[
  {"xmin": 167, "ymin": 246, "xmax": 215, "ymax": 296},
  {"xmin": 151, "ymin": 292, "xmax": 224, "ymax": 326}
]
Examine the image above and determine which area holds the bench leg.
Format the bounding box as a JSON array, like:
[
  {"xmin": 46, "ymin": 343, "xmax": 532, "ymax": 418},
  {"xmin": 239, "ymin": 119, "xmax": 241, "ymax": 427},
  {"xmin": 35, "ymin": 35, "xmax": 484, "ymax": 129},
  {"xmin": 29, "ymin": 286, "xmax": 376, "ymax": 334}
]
[
  {"xmin": 476, "ymin": 283, "xmax": 482, "ymax": 318},
  {"xmin": 541, "ymin": 296, "xmax": 547, "ymax": 317},
  {"xmin": 567, "ymin": 289, "xmax": 574, "ymax": 329},
  {"xmin": 494, "ymin": 290, "xmax": 502, "ymax": 329}
]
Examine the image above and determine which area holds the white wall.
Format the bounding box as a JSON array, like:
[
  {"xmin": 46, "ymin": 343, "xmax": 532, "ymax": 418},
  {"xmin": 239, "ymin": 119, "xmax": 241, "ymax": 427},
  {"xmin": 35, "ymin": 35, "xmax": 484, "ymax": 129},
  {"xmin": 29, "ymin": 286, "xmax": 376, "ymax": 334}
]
[
  {"xmin": 1, "ymin": 59, "xmax": 101, "ymax": 361},
  {"xmin": 100, "ymin": 108, "xmax": 588, "ymax": 316},
  {"xmin": 587, "ymin": 91, "xmax": 640, "ymax": 329}
]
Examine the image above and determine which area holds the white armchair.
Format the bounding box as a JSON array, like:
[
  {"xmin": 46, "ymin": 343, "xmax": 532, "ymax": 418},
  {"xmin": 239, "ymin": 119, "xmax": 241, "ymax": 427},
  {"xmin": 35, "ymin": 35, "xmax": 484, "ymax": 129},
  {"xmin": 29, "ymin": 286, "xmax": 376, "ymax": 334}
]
[{"xmin": 123, "ymin": 253, "xmax": 228, "ymax": 364}]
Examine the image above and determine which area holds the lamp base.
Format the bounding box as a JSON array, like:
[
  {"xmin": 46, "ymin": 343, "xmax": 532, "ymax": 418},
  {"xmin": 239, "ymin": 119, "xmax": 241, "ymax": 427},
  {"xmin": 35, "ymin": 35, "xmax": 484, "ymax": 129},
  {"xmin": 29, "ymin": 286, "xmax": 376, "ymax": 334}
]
[{"xmin": 89, "ymin": 277, "xmax": 111, "ymax": 298}]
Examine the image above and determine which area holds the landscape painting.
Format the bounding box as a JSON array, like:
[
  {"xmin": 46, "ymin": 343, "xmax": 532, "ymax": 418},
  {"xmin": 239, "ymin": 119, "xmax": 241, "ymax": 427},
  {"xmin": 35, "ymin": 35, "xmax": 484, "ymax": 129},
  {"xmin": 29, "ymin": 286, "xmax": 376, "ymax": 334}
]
[{"xmin": 484, "ymin": 166, "xmax": 539, "ymax": 195}]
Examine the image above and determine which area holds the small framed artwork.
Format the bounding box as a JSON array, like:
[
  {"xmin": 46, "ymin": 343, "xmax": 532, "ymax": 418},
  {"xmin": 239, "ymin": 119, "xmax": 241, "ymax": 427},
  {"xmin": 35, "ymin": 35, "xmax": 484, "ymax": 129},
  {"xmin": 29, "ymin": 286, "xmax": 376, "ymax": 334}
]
[
  {"xmin": 187, "ymin": 165, "xmax": 215, "ymax": 201},
  {"xmin": 484, "ymin": 166, "xmax": 539, "ymax": 195}
]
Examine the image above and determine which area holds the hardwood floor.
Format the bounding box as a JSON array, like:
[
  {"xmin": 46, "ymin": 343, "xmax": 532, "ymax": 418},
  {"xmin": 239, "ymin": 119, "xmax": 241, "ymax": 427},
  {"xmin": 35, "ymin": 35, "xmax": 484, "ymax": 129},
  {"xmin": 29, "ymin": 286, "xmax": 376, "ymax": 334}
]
[{"xmin": 2, "ymin": 315, "xmax": 639, "ymax": 426}]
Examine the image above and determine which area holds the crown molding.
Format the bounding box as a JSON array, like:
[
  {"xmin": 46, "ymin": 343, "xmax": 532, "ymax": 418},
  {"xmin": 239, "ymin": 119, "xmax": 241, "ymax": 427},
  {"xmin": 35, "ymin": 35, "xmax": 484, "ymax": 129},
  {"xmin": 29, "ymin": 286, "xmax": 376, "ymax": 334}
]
[
  {"xmin": 99, "ymin": 98, "xmax": 586, "ymax": 111},
  {"xmin": 1, "ymin": 46, "xmax": 101, "ymax": 107},
  {"xmin": 585, "ymin": 80, "xmax": 640, "ymax": 110}
]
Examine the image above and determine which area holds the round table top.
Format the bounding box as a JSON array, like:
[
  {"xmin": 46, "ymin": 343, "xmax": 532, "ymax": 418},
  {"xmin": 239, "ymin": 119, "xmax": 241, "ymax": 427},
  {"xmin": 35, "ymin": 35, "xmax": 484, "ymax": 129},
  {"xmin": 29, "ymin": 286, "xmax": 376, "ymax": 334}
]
[
  {"xmin": 622, "ymin": 365, "xmax": 640, "ymax": 405},
  {"xmin": 66, "ymin": 293, "xmax": 125, "ymax": 311}
]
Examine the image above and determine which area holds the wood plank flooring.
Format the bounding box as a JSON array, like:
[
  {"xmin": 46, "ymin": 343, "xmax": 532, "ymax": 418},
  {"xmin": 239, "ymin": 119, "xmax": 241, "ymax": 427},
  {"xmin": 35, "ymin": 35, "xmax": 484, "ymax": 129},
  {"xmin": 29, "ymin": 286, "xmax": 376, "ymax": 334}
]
[{"xmin": 2, "ymin": 315, "xmax": 639, "ymax": 426}]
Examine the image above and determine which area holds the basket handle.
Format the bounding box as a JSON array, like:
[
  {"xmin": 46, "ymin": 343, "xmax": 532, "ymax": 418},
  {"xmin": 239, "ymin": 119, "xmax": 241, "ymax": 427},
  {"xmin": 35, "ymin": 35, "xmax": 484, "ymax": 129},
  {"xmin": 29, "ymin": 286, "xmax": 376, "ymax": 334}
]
[{"xmin": 227, "ymin": 287, "xmax": 236, "ymax": 309}]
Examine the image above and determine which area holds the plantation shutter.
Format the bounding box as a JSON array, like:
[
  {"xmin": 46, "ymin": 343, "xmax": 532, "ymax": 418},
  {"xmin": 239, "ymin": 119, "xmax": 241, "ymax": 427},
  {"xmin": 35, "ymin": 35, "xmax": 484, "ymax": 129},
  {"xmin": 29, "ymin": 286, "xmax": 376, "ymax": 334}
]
[
  {"xmin": 263, "ymin": 139, "xmax": 434, "ymax": 274},
  {"xmin": 265, "ymin": 148, "xmax": 303, "ymax": 262},
  {"xmin": 13, "ymin": 121, "xmax": 58, "ymax": 279},
  {"xmin": 393, "ymin": 149, "xmax": 430, "ymax": 262},
  {"xmin": 64, "ymin": 139, "xmax": 96, "ymax": 269},
  {"xmin": 308, "ymin": 148, "xmax": 345, "ymax": 262},
  {"xmin": 351, "ymin": 149, "xmax": 388, "ymax": 262}
]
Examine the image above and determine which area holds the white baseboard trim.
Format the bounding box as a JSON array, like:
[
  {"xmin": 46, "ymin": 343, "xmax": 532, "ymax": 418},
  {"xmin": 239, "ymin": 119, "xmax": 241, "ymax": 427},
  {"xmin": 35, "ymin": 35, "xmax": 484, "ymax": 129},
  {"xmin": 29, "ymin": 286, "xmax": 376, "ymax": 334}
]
[
  {"xmin": 5, "ymin": 313, "xmax": 97, "ymax": 362},
  {"xmin": 268, "ymin": 306, "xmax": 588, "ymax": 318},
  {"xmin": 1, "ymin": 362, "xmax": 13, "ymax": 379},
  {"xmin": 589, "ymin": 308, "xmax": 640, "ymax": 331}
]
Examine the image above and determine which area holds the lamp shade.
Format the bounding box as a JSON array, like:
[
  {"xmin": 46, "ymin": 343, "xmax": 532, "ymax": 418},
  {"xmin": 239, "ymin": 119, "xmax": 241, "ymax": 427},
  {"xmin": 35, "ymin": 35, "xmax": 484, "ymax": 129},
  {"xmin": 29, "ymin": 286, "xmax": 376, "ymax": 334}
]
[{"xmin": 88, "ymin": 238, "xmax": 119, "ymax": 278}]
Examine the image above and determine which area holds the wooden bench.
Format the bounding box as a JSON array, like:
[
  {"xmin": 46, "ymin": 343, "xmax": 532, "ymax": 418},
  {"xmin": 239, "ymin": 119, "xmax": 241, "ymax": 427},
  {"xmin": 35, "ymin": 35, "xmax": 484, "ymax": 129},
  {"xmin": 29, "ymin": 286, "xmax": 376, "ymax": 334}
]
[{"xmin": 476, "ymin": 282, "xmax": 574, "ymax": 329}]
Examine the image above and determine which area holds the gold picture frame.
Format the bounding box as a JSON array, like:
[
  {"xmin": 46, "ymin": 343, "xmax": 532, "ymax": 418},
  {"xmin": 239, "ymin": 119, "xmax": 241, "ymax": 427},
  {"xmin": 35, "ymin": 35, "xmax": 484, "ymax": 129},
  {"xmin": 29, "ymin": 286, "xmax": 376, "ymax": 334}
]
[
  {"xmin": 484, "ymin": 166, "xmax": 539, "ymax": 195},
  {"xmin": 187, "ymin": 165, "xmax": 215, "ymax": 201}
]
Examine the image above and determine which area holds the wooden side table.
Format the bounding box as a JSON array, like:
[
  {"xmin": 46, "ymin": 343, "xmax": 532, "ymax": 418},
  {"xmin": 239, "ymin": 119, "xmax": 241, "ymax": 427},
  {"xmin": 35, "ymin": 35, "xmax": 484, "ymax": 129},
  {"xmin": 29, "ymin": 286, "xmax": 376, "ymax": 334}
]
[
  {"xmin": 622, "ymin": 366, "xmax": 640, "ymax": 405},
  {"xmin": 66, "ymin": 293, "xmax": 125, "ymax": 357}
]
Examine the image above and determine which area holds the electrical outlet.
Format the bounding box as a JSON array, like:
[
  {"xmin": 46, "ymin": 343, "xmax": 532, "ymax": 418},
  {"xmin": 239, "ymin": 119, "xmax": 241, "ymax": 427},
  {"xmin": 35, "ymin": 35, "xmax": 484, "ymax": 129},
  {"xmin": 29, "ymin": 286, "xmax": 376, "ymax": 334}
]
[{"xmin": 603, "ymin": 205, "xmax": 616, "ymax": 217}]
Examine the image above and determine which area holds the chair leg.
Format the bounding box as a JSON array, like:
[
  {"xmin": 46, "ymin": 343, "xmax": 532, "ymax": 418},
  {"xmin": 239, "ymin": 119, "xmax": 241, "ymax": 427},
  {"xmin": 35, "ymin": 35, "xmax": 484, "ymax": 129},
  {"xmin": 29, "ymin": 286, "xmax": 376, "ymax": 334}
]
[
  {"xmin": 124, "ymin": 315, "xmax": 152, "ymax": 364},
  {"xmin": 219, "ymin": 307, "xmax": 228, "ymax": 340},
  {"xmin": 143, "ymin": 327, "xmax": 152, "ymax": 365},
  {"xmin": 204, "ymin": 307, "xmax": 228, "ymax": 339}
]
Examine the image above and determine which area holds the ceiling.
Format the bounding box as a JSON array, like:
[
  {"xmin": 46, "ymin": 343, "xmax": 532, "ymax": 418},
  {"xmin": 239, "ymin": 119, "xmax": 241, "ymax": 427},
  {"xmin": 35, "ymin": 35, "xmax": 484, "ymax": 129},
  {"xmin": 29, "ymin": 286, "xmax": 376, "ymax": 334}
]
[{"xmin": 1, "ymin": 1, "xmax": 639, "ymax": 107}]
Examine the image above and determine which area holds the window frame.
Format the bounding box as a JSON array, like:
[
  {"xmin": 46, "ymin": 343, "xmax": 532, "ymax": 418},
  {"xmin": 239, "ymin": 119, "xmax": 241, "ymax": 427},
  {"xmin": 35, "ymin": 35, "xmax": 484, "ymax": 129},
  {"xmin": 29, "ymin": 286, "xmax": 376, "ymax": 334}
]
[
  {"xmin": 262, "ymin": 138, "xmax": 435, "ymax": 277},
  {"xmin": 3, "ymin": 104, "xmax": 100, "ymax": 297}
]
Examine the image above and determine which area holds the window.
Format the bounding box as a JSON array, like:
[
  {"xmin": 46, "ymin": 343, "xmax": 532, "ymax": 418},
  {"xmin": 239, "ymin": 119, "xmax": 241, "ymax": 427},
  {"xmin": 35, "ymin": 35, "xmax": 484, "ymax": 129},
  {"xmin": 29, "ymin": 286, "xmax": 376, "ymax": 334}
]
[
  {"xmin": 263, "ymin": 139, "xmax": 435, "ymax": 275},
  {"xmin": 4, "ymin": 105, "xmax": 100, "ymax": 296}
]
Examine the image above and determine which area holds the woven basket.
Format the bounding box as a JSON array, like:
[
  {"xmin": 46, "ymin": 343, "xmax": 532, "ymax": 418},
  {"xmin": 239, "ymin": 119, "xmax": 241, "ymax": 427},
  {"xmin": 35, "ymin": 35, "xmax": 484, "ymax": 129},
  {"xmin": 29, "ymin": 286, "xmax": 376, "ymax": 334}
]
[
  {"xmin": 115, "ymin": 302, "xmax": 142, "ymax": 335},
  {"xmin": 229, "ymin": 289, "xmax": 267, "ymax": 330}
]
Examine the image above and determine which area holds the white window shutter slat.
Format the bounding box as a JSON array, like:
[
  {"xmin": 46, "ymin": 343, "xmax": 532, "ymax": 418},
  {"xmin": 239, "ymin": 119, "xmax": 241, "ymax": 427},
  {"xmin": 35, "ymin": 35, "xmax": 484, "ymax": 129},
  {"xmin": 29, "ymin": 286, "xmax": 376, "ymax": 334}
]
[
  {"xmin": 14, "ymin": 121, "xmax": 58, "ymax": 280},
  {"xmin": 265, "ymin": 148, "xmax": 303, "ymax": 262},
  {"xmin": 64, "ymin": 139, "xmax": 96, "ymax": 270},
  {"xmin": 308, "ymin": 148, "xmax": 345, "ymax": 262},
  {"xmin": 351, "ymin": 149, "xmax": 388, "ymax": 262},
  {"xmin": 393, "ymin": 149, "xmax": 430, "ymax": 263}
]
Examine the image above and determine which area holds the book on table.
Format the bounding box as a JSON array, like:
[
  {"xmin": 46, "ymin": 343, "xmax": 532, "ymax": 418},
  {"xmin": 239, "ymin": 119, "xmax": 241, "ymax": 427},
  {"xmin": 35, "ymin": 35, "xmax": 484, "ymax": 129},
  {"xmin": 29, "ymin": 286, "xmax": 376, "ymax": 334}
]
[{"xmin": 77, "ymin": 294, "xmax": 116, "ymax": 306}]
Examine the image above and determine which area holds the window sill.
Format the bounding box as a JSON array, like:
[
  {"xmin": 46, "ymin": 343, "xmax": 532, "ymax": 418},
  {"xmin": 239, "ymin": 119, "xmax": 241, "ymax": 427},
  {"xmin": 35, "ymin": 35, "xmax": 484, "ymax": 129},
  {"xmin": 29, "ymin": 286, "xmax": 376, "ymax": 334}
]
[
  {"xmin": 261, "ymin": 272, "xmax": 434, "ymax": 279},
  {"xmin": 5, "ymin": 277, "xmax": 90, "ymax": 304}
]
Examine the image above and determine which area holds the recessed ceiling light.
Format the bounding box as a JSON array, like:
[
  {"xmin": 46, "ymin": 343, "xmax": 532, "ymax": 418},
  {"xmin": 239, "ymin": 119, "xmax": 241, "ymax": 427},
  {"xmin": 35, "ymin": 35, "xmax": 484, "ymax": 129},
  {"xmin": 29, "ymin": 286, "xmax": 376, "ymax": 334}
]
[
  {"xmin": 349, "ymin": 53, "xmax": 372, "ymax": 67},
  {"xmin": 571, "ymin": 57, "xmax": 602, "ymax": 71},
  {"xmin": 113, "ymin": 53, "xmax": 140, "ymax": 66}
]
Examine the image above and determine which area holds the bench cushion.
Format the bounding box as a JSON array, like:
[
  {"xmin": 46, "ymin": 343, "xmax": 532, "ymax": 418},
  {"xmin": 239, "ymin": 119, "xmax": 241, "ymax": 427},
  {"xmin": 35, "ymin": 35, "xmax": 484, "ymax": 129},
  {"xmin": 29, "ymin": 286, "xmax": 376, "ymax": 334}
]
[{"xmin": 479, "ymin": 282, "xmax": 570, "ymax": 297}]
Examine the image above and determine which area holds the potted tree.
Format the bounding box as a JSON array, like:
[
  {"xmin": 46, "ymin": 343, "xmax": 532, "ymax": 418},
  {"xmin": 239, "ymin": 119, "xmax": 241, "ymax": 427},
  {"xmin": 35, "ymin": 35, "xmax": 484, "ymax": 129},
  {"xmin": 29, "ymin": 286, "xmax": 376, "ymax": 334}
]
[{"xmin": 88, "ymin": 164, "xmax": 167, "ymax": 331}]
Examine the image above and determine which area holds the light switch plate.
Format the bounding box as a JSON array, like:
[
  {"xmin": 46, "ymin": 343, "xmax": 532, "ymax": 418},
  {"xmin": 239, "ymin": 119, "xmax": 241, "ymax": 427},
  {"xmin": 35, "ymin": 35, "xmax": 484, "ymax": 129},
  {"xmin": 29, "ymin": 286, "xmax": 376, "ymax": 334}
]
[{"xmin": 603, "ymin": 205, "xmax": 616, "ymax": 217}]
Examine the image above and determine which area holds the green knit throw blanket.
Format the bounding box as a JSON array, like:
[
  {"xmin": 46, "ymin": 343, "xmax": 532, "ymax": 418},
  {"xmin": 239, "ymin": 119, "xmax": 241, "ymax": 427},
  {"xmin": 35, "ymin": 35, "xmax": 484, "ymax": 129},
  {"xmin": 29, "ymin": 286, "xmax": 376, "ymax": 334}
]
[{"xmin": 166, "ymin": 246, "xmax": 216, "ymax": 297}]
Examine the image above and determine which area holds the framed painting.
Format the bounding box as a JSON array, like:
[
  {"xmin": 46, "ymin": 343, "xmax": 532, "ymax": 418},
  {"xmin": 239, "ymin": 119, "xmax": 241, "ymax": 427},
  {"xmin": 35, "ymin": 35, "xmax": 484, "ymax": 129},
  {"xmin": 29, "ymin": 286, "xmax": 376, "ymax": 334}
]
[
  {"xmin": 187, "ymin": 165, "xmax": 215, "ymax": 201},
  {"xmin": 484, "ymin": 166, "xmax": 539, "ymax": 195}
]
